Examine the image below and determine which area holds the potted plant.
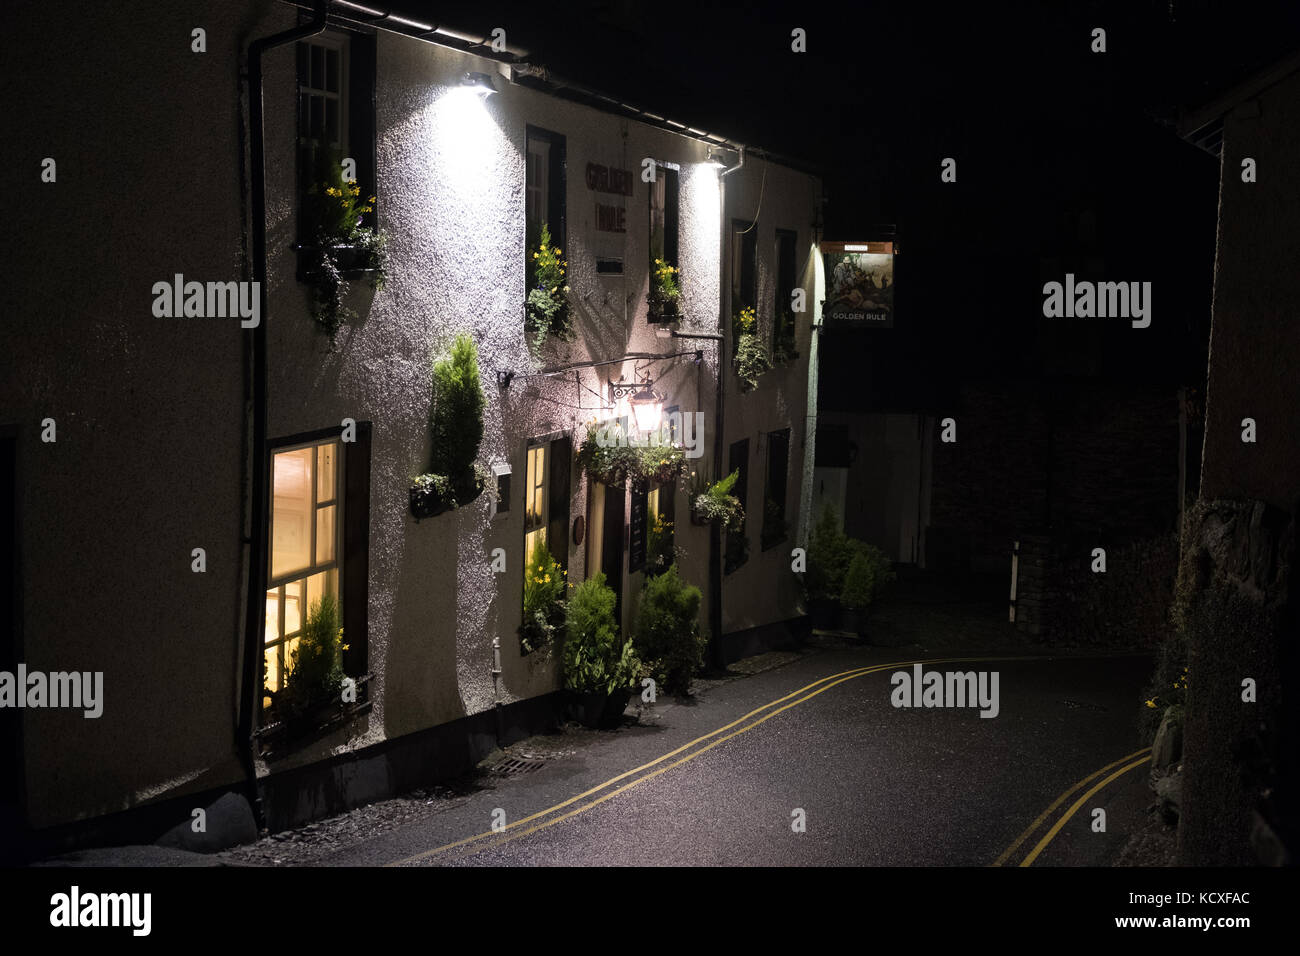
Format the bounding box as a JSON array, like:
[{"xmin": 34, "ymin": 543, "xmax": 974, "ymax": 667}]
[
  {"xmin": 520, "ymin": 540, "xmax": 567, "ymax": 654},
  {"xmin": 562, "ymin": 572, "xmax": 641, "ymax": 728},
  {"xmin": 299, "ymin": 160, "xmax": 388, "ymax": 343},
  {"xmin": 575, "ymin": 422, "xmax": 686, "ymax": 488},
  {"xmin": 648, "ymin": 257, "xmax": 682, "ymax": 324},
  {"xmin": 690, "ymin": 469, "xmax": 745, "ymax": 530},
  {"xmin": 525, "ymin": 224, "xmax": 574, "ymax": 358},
  {"xmin": 632, "ymin": 564, "xmax": 707, "ymax": 697},
  {"xmin": 840, "ymin": 552, "xmax": 875, "ymax": 638},
  {"xmin": 806, "ymin": 506, "xmax": 851, "ymax": 630},
  {"xmin": 410, "ymin": 334, "xmax": 488, "ymax": 520},
  {"xmin": 275, "ymin": 592, "xmax": 346, "ymax": 735},
  {"xmin": 732, "ymin": 306, "xmax": 773, "ymax": 393}
]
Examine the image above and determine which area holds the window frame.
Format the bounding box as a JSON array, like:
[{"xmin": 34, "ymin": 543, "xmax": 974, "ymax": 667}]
[
  {"xmin": 761, "ymin": 428, "xmax": 791, "ymax": 552},
  {"xmin": 524, "ymin": 125, "xmax": 567, "ymax": 283},
  {"xmin": 264, "ymin": 434, "xmax": 345, "ymax": 709},
  {"xmin": 295, "ymin": 27, "xmax": 378, "ymax": 247}
]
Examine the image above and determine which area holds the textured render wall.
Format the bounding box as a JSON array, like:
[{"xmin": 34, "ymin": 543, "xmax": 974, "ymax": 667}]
[
  {"xmin": 5, "ymin": 0, "xmax": 278, "ymax": 825},
  {"xmin": 721, "ymin": 160, "xmax": 822, "ymax": 635},
  {"xmin": 259, "ymin": 28, "xmax": 737, "ymax": 774}
]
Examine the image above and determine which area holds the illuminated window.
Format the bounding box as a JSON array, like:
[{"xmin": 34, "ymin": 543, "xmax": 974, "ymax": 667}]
[
  {"xmin": 524, "ymin": 443, "xmax": 548, "ymax": 558},
  {"xmin": 264, "ymin": 438, "xmax": 342, "ymax": 710}
]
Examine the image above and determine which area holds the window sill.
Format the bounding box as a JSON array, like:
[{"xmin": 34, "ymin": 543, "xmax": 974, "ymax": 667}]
[
  {"xmin": 256, "ymin": 673, "xmax": 372, "ymax": 760},
  {"xmin": 291, "ymin": 242, "xmax": 383, "ymax": 283}
]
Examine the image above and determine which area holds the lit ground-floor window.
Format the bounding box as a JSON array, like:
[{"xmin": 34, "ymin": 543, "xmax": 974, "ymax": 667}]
[{"xmin": 264, "ymin": 438, "xmax": 342, "ymax": 711}]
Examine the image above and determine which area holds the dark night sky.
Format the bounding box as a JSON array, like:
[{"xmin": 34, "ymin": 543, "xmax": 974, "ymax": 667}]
[{"xmin": 369, "ymin": 0, "xmax": 1298, "ymax": 405}]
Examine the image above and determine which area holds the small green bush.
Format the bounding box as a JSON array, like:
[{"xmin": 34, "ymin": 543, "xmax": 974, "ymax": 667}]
[
  {"xmin": 632, "ymin": 564, "xmax": 706, "ymax": 696},
  {"xmin": 564, "ymin": 573, "xmax": 642, "ymax": 694},
  {"xmin": 413, "ymin": 333, "xmax": 487, "ymax": 512},
  {"xmin": 279, "ymin": 593, "xmax": 344, "ymax": 720},
  {"xmin": 521, "ymin": 539, "xmax": 567, "ymax": 653},
  {"xmin": 841, "ymin": 553, "xmax": 874, "ymax": 609},
  {"xmin": 806, "ymin": 506, "xmax": 852, "ymax": 601}
]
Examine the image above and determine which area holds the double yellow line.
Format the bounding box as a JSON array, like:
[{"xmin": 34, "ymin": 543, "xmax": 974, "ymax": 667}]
[
  {"xmin": 992, "ymin": 746, "xmax": 1152, "ymax": 867},
  {"xmin": 389, "ymin": 654, "xmax": 1034, "ymax": 866}
]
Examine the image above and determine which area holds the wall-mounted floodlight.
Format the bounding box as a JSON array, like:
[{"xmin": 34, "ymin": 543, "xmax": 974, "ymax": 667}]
[
  {"xmin": 461, "ymin": 71, "xmax": 499, "ymax": 96},
  {"xmin": 705, "ymin": 147, "xmax": 726, "ymax": 169}
]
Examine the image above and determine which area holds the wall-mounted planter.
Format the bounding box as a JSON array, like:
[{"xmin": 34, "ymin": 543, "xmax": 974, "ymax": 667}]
[
  {"xmin": 409, "ymin": 473, "xmax": 485, "ymax": 522},
  {"xmin": 256, "ymin": 674, "xmax": 372, "ymax": 759},
  {"xmin": 292, "ymin": 242, "xmax": 384, "ymax": 282}
]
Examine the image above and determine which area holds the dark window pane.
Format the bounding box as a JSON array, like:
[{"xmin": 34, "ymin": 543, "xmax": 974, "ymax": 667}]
[
  {"xmin": 311, "ymin": 45, "xmax": 324, "ymax": 90},
  {"xmin": 311, "ymin": 96, "xmax": 324, "ymax": 141},
  {"xmin": 297, "ymin": 43, "xmax": 308, "ymax": 86},
  {"xmin": 326, "ymin": 48, "xmax": 339, "ymax": 93},
  {"xmin": 326, "ymin": 99, "xmax": 339, "ymax": 146}
]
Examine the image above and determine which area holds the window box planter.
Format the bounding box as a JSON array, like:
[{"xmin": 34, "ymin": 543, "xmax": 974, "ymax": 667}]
[
  {"xmin": 257, "ymin": 674, "xmax": 372, "ymax": 759},
  {"xmin": 409, "ymin": 472, "xmax": 485, "ymax": 522},
  {"xmin": 565, "ymin": 687, "xmax": 632, "ymax": 729},
  {"xmin": 293, "ymin": 242, "xmax": 384, "ymax": 282},
  {"xmin": 647, "ymin": 289, "xmax": 682, "ymax": 325}
]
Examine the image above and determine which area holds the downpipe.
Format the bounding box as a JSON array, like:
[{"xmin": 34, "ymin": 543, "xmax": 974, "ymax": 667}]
[{"xmin": 237, "ymin": 0, "xmax": 331, "ymax": 832}]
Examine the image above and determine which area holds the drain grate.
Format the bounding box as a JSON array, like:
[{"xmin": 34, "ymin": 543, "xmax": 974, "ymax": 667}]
[{"xmin": 487, "ymin": 756, "xmax": 547, "ymax": 777}]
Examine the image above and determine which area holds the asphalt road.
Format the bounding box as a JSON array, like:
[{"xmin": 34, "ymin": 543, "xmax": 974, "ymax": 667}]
[{"xmin": 319, "ymin": 643, "xmax": 1156, "ymax": 867}]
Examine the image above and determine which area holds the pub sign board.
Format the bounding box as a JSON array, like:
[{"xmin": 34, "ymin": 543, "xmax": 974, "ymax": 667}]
[{"xmin": 821, "ymin": 240, "xmax": 895, "ymax": 328}]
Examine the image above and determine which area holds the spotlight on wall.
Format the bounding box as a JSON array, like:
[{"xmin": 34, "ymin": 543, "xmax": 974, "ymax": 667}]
[{"xmin": 461, "ymin": 71, "xmax": 499, "ymax": 96}]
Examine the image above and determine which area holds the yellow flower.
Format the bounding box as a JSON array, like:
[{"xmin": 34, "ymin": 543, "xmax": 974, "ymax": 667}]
[
  {"xmin": 1145, "ymin": 699, "xmax": 1157, "ymax": 708},
  {"xmin": 533, "ymin": 252, "xmax": 539, "ymax": 259},
  {"xmin": 544, "ymin": 575, "xmax": 551, "ymax": 583}
]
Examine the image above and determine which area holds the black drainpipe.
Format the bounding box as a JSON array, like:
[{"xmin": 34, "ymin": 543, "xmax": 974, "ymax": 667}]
[{"xmin": 238, "ymin": 0, "xmax": 330, "ymax": 831}]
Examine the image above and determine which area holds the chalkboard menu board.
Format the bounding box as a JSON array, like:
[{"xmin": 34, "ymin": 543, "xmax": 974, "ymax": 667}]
[{"xmin": 628, "ymin": 482, "xmax": 647, "ymax": 573}]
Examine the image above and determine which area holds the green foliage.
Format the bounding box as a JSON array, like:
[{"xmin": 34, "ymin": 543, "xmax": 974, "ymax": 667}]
[
  {"xmin": 301, "ymin": 161, "xmax": 388, "ymax": 342},
  {"xmin": 278, "ymin": 593, "xmax": 345, "ymax": 721},
  {"xmin": 525, "ymin": 224, "xmax": 574, "ymax": 356},
  {"xmin": 575, "ymin": 422, "xmax": 686, "ymax": 487},
  {"xmin": 806, "ymin": 506, "xmax": 852, "ymax": 601},
  {"xmin": 648, "ymin": 257, "xmax": 682, "ymax": 323},
  {"xmin": 805, "ymin": 507, "xmax": 895, "ymax": 603},
  {"xmin": 646, "ymin": 510, "xmax": 678, "ymax": 576},
  {"xmin": 521, "ymin": 539, "xmax": 567, "ymax": 653},
  {"xmin": 632, "ymin": 564, "xmax": 706, "ymax": 696},
  {"xmin": 563, "ymin": 573, "xmax": 642, "ymax": 694},
  {"xmin": 430, "ymin": 334, "xmax": 486, "ymax": 481},
  {"xmin": 690, "ymin": 469, "xmax": 745, "ymax": 531},
  {"xmin": 411, "ymin": 334, "xmax": 487, "ymax": 513},
  {"xmin": 733, "ymin": 332, "xmax": 773, "ymax": 393}
]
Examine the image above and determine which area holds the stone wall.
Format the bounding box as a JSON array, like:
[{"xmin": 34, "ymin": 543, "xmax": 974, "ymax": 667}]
[{"xmin": 1175, "ymin": 500, "xmax": 1295, "ymax": 865}]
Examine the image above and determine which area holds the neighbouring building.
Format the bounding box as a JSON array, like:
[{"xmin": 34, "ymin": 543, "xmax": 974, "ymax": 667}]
[
  {"xmin": 1174, "ymin": 47, "xmax": 1300, "ymax": 866},
  {"xmin": 3, "ymin": 0, "xmax": 823, "ymax": 855}
]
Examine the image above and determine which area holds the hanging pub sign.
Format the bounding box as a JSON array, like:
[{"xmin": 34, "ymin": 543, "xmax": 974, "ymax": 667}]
[{"xmin": 821, "ymin": 240, "xmax": 895, "ymax": 328}]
